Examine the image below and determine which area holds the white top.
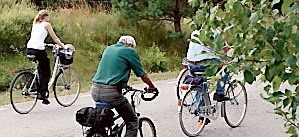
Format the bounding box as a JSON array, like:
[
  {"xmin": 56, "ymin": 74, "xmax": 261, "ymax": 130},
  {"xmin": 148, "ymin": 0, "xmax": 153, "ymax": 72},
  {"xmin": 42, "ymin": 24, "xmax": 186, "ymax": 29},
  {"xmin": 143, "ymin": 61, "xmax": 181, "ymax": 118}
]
[
  {"xmin": 186, "ymin": 29, "xmax": 220, "ymax": 62},
  {"xmin": 27, "ymin": 22, "xmax": 48, "ymax": 50}
]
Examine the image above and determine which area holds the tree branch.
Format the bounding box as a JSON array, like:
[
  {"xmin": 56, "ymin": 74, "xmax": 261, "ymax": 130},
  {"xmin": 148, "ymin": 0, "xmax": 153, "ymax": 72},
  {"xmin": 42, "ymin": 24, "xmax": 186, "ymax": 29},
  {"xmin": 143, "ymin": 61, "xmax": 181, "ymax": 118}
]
[
  {"xmin": 142, "ymin": 17, "xmax": 174, "ymax": 22},
  {"xmin": 283, "ymin": 113, "xmax": 299, "ymax": 129},
  {"xmin": 267, "ymin": 40, "xmax": 279, "ymax": 51}
]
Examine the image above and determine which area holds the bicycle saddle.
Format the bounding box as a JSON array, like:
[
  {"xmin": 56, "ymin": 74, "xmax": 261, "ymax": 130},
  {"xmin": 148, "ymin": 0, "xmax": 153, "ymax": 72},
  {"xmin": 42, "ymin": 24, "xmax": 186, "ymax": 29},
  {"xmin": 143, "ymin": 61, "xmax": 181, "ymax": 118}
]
[
  {"xmin": 96, "ymin": 102, "xmax": 113, "ymax": 109},
  {"xmin": 26, "ymin": 55, "xmax": 36, "ymax": 61}
]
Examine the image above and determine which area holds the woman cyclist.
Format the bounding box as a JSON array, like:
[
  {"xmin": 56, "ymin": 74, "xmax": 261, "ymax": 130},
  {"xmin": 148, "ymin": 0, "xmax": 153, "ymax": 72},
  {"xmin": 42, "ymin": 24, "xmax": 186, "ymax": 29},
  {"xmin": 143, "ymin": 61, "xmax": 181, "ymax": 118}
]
[{"xmin": 26, "ymin": 10, "xmax": 67, "ymax": 105}]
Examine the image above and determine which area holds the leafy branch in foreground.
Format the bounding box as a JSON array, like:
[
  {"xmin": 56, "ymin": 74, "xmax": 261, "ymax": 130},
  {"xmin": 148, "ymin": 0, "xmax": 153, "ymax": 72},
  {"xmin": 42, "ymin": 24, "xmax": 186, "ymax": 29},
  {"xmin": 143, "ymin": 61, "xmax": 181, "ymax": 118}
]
[{"xmin": 189, "ymin": 0, "xmax": 299, "ymax": 135}]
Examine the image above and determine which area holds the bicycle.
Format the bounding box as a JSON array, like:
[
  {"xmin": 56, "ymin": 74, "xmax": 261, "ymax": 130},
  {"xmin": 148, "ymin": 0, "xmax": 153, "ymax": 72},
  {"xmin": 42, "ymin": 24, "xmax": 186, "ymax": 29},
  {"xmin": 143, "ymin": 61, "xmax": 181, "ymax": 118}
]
[
  {"xmin": 178, "ymin": 66, "xmax": 247, "ymax": 136},
  {"xmin": 9, "ymin": 44, "xmax": 81, "ymax": 114},
  {"xmin": 81, "ymin": 86, "xmax": 159, "ymax": 137}
]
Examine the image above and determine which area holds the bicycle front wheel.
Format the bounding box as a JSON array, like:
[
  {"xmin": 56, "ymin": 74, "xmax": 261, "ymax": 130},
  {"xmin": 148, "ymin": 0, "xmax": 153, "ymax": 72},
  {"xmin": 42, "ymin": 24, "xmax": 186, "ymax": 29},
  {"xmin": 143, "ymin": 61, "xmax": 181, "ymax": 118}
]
[
  {"xmin": 9, "ymin": 71, "xmax": 38, "ymax": 114},
  {"xmin": 223, "ymin": 80, "xmax": 247, "ymax": 127},
  {"xmin": 179, "ymin": 87, "xmax": 210, "ymax": 136},
  {"xmin": 138, "ymin": 117, "xmax": 157, "ymax": 137},
  {"xmin": 53, "ymin": 67, "xmax": 80, "ymax": 107}
]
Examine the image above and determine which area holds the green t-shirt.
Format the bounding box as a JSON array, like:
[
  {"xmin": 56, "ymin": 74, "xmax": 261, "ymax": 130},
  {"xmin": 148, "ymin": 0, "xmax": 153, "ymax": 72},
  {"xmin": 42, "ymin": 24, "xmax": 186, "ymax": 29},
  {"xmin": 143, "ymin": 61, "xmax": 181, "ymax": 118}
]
[{"xmin": 92, "ymin": 42, "xmax": 145, "ymax": 88}]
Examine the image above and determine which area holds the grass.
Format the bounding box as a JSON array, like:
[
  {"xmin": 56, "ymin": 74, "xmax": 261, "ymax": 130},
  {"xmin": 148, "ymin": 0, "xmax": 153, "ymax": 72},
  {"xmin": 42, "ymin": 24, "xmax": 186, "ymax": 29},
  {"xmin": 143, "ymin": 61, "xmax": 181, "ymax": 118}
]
[{"xmin": 0, "ymin": 70, "xmax": 180, "ymax": 107}]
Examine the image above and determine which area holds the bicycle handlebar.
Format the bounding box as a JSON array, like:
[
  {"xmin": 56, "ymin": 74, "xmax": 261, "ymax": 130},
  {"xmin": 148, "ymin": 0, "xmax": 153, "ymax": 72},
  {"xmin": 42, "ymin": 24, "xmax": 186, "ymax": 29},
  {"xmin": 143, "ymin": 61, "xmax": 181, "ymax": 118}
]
[{"xmin": 124, "ymin": 86, "xmax": 159, "ymax": 101}]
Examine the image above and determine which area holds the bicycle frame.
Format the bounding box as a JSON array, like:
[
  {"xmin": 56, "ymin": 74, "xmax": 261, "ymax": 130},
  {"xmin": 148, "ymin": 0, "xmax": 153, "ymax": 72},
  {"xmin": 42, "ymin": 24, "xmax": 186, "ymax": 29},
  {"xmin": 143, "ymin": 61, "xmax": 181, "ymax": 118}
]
[{"xmin": 26, "ymin": 46, "xmax": 67, "ymax": 94}]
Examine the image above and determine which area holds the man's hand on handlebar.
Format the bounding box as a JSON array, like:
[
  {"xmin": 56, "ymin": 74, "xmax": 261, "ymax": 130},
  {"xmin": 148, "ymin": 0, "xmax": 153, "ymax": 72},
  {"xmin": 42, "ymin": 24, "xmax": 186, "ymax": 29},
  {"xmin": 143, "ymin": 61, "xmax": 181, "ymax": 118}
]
[{"xmin": 144, "ymin": 87, "xmax": 159, "ymax": 93}]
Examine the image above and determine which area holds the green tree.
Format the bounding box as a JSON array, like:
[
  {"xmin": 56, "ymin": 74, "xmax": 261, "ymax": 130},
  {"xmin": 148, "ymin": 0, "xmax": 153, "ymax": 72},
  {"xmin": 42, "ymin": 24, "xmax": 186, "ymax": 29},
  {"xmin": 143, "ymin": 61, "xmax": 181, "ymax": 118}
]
[
  {"xmin": 110, "ymin": 0, "xmax": 201, "ymax": 50},
  {"xmin": 189, "ymin": 0, "xmax": 298, "ymax": 135}
]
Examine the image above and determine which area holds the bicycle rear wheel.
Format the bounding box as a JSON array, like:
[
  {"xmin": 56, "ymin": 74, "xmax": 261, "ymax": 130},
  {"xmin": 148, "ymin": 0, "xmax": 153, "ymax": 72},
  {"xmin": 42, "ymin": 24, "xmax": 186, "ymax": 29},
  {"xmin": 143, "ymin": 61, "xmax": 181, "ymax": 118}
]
[
  {"xmin": 176, "ymin": 68, "xmax": 189, "ymax": 106},
  {"xmin": 9, "ymin": 71, "xmax": 38, "ymax": 114},
  {"xmin": 138, "ymin": 117, "xmax": 157, "ymax": 137},
  {"xmin": 223, "ymin": 80, "xmax": 247, "ymax": 127},
  {"xmin": 179, "ymin": 87, "xmax": 210, "ymax": 136},
  {"xmin": 53, "ymin": 67, "xmax": 80, "ymax": 107}
]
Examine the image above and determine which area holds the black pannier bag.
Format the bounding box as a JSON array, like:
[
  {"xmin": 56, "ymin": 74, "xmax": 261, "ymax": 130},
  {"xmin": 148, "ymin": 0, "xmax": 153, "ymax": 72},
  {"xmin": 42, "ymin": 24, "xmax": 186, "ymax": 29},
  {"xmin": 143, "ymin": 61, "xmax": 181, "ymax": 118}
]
[{"xmin": 76, "ymin": 106, "xmax": 115, "ymax": 127}]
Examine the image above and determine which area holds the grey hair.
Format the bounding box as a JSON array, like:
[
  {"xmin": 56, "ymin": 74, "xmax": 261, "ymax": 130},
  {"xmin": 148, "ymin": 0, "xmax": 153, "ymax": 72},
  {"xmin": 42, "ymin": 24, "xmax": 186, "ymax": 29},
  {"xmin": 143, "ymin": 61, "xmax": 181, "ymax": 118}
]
[{"xmin": 119, "ymin": 35, "xmax": 136, "ymax": 47}]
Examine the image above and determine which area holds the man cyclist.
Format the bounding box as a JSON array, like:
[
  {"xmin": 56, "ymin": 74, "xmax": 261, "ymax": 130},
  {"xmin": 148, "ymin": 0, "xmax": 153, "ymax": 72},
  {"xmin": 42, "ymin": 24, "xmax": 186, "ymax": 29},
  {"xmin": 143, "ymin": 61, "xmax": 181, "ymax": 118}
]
[{"xmin": 90, "ymin": 35, "xmax": 158, "ymax": 137}]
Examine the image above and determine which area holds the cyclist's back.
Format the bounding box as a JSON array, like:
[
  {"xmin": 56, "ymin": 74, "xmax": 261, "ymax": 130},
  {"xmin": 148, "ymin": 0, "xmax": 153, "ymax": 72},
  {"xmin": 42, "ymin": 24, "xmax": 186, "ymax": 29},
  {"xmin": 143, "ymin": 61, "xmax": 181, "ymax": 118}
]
[
  {"xmin": 91, "ymin": 35, "xmax": 157, "ymax": 137},
  {"xmin": 187, "ymin": 30, "xmax": 220, "ymax": 62}
]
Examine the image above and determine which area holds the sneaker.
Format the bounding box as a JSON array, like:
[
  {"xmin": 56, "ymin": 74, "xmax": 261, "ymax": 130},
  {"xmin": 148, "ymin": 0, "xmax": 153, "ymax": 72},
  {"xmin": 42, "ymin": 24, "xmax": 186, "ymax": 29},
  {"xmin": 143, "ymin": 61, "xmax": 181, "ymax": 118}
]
[
  {"xmin": 37, "ymin": 92, "xmax": 50, "ymax": 105},
  {"xmin": 42, "ymin": 98, "xmax": 50, "ymax": 105},
  {"xmin": 196, "ymin": 117, "xmax": 210, "ymax": 129},
  {"xmin": 213, "ymin": 93, "xmax": 230, "ymax": 102}
]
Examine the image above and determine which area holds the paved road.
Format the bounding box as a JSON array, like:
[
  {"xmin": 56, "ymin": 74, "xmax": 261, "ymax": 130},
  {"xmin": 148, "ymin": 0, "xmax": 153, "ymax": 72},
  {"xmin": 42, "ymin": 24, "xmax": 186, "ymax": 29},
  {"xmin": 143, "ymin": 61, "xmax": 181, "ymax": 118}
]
[{"xmin": 0, "ymin": 79, "xmax": 287, "ymax": 137}]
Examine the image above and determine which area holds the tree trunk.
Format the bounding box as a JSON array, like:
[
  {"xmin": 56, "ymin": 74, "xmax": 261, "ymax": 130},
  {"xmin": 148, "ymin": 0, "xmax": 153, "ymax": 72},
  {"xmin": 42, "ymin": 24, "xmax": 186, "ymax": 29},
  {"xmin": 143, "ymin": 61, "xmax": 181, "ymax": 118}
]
[
  {"xmin": 173, "ymin": 0, "xmax": 188, "ymax": 55},
  {"xmin": 173, "ymin": 0, "xmax": 181, "ymax": 33}
]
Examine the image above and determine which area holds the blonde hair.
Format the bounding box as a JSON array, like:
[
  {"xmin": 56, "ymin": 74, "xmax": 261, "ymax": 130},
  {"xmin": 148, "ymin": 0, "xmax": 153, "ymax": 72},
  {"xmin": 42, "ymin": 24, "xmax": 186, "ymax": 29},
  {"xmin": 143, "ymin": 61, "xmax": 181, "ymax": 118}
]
[{"xmin": 33, "ymin": 10, "xmax": 49, "ymax": 24}]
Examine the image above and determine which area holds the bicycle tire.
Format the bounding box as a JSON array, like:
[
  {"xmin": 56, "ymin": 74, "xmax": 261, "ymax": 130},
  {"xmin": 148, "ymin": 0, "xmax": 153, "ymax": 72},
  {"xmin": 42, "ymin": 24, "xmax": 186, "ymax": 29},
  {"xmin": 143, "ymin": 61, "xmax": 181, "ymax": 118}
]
[
  {"xmin": 138, "ymin": 117, "xmax": 157, "ymax": 137},
  {"xmin": 53, "ymin": 67, "xmax": 80, "ymax": 107},
  {"xmin": 9, "ymin": 71, "xmax": 38, "ymax": 114},
  {"xmin": 179, "ymin": 86, "xmax": 210, "ymax": 136},
  {"xmin": 176, "ymin": 68, "xmax": 189, "ymax": 106},
  {"xmin": 223, "ymin": 80, "xmax": 247, "ymax": 128}
]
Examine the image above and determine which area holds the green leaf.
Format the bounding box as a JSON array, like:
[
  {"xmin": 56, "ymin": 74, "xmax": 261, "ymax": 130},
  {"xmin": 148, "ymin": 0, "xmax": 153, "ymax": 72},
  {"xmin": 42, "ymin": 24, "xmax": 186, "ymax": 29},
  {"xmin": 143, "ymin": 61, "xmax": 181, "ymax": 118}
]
[
  {"xmin": 268, "ymin": 96, "xmax": 281, "ymax": 104},
  {"xmin": 264, "ymin": 85, "xmax": 271, "ymax": 93},
  {"xmin": 274, "ymin": 107, "xmax": 287, "ymax": 116},
  {"xmin": 274, "ymin": 40, "xmax": 285, "ymax": 52},
  {"xmin": 272, "ymin": 76, "xmax": 282, "ymax": 92},
  {"xmin": 288, "ymin": 74, "xmax": 298, "ymax": 85},
  {"xmin": 227, "ymin": 64, "xmax": 239, "ymax": 74},
  {"xmin": 281, "ymin": 0, "xmax": 295, "ymax": 14},
  {"xmin": 286, "ymin": 55, "xmax": 297, "ymax": 67},
  {"xmin": 266, "ymin": 27, "xmax": 275, "ymax": 40},
  {"xmin": 205, "ymin": 64, "xmax": 218, "ymax": 77},
  {"xmin": 283, "ymin": 98, "xmax": 292, "ymax": 108},
  {"xmin": 265, "ymin": 65, "xmax": 274, "ymax": 81},
  {"xmin": 250, "ymin": 12, "xmax": 259, "ymax": 23},
  {"xmin": 279, "ymin": 25, "xmax": 292, "ymax": 37},
  {"xmin": 244, "ymin": 70, "xmax": 254, "ymax": 84},
  {"xmin": 286, "ymin": 125, "xmax": 297, "ymax": 134},
  {"xmin": 295, "ymin": 86, "xmax": 299, "ymax": 95},
  {"xmin": 273, "ymin": 90, "xmax": 284, "ymax": 97},
  {"xmin": 294, "ymin": 38, "xmax": 299, "ymax": 49},
  {"xmin": 285, "ymin": 89, "xmax": 292, "ymax": 97}
]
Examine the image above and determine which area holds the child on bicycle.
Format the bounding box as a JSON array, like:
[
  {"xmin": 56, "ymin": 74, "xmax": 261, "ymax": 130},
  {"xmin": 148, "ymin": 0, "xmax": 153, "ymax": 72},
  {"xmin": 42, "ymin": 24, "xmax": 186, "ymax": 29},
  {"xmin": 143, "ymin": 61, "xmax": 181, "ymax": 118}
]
[
  {"xmin": 26, "ymin": 10, "xmax": 67, "ymax": 105},
  {"xmin": 186, "ymin": 26, "xmax": 231, "ymax": 102}
]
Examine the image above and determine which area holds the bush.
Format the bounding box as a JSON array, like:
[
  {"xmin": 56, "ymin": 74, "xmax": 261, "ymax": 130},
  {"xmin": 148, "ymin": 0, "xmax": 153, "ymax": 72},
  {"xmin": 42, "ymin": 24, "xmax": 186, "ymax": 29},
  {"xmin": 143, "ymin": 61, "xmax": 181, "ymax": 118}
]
[
  {"xmin": 0, "ymin": 1, "xmax": 35, "ymax": 54},
  {"xmin": 141, "ymin": 44, "xmax": 169, "ymax": 73}
]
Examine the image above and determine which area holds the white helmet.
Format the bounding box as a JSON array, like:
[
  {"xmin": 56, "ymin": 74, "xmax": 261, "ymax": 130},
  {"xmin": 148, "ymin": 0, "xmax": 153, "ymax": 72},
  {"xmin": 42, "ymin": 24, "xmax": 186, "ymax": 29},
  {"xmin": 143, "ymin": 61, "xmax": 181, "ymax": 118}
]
[{"xmin": 119, "ymin": 35, "xmax": 136, "ymax": 48}]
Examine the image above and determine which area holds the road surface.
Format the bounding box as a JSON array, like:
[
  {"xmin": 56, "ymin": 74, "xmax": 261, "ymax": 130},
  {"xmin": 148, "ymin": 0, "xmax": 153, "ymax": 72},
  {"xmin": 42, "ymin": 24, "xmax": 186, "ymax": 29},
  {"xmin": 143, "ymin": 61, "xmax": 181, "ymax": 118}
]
[{"xmin": 0, "ymin": 79, "xmax": 287, "ymax": 137}]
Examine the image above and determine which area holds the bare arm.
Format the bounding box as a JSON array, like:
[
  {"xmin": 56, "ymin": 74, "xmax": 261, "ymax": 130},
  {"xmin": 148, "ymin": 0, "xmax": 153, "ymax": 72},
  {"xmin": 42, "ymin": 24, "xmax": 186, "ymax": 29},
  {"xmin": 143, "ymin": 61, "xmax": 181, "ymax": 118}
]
[
  {"xmin": 140, "ymin": 73, "xmax": 156, "ymax": 89},
  {"xmin": 45, "ymin": 22, "xmax": 66, "ymax": 49}
]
